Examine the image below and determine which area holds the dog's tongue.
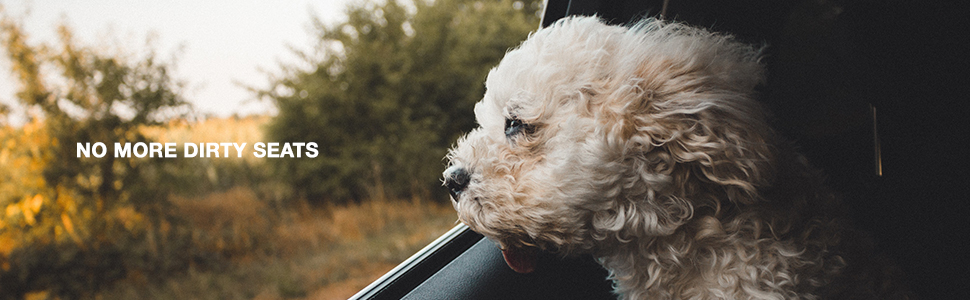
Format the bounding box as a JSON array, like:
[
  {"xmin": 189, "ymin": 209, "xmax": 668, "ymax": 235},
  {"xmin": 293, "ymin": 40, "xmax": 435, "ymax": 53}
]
[{"xmin": 501, "ymin": 246, "xmax": 538, "ymax": 274}]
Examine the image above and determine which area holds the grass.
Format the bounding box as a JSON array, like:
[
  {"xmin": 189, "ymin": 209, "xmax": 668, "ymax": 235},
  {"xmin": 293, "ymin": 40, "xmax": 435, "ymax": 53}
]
[
  {"xmin": 129, "ymin": 117, "xmax": 459, "ymax": 299},
  {"xmin": 100, "ymin": 191, "xmax": 458, "ymax": 300}
]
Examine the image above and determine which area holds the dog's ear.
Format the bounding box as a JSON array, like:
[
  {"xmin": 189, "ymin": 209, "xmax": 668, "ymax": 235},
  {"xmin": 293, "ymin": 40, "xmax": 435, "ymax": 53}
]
[
  {"xmin": 583, "ymin": 20, "xmax": 773, "ymax": 239},
  {"xmin": 629, "ymin": 88, "xmax": 774, "ymax": 205},
  {"xmin": 625, "ymin": 24, "xmax": 772, "ymax": 208},
  {"xmin": 591, "ymin": 32, "xmax": 773, "ymax": 239},
  {"xmin": 588, "ymin": 84, "xmax": 773, "ymax": 241}
]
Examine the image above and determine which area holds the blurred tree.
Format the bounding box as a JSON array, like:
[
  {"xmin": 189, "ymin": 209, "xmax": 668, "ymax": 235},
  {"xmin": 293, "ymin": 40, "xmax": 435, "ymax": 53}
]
[
  {"xmin": 260, "ymin": 0, "xmax": 541, "ymax": 204},
  {"xmin": 0, "ymin": 10, "xmax": 192, "ymax": 298}
]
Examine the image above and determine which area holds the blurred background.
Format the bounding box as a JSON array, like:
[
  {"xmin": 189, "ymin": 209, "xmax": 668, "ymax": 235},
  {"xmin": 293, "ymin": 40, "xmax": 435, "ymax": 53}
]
[{"xmin": 0, "ymin": 0, "xmax": 541, "ymax": 299}]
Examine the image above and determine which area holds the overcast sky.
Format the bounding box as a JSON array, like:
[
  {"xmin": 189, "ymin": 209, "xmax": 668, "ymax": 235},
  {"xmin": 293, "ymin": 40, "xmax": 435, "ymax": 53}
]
[{"xmin": 1, "ymin": 0, "xmax": 354, "ymax": 124}]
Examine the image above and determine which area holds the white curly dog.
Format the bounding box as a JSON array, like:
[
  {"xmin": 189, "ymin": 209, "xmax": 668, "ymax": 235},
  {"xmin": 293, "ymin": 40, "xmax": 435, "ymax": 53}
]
[{"xmin": 443, "ymin": 16, "xmax": 908, "ymax": 300}]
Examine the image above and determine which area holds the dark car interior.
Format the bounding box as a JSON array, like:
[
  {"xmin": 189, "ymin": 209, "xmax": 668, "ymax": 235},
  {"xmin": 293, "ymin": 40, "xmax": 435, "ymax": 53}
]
[{"xmin": 351, "ymin": 1, "xmax": 968, "ymax": 299}]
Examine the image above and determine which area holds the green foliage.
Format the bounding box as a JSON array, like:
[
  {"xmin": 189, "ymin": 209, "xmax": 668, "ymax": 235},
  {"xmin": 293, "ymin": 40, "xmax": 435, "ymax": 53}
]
[
  {"xmin": 0, "ymin": 11, "xmax": 195, "ymax": 298},
  {"xmin": 261, "ymin": 0, "xmax": 541, "ymax": 204}
]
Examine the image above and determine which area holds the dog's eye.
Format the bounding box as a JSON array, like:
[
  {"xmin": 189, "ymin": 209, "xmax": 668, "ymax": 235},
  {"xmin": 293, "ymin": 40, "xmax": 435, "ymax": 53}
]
[{"xmin": 505, "ymin": 117, "xmax": 534, "ymax": 137}]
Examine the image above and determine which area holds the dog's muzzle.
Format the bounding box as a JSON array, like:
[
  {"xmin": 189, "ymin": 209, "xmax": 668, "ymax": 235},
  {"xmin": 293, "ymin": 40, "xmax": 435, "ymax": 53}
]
[{"xmin": 443, "ymin": 166, "xmax": 471, "ymax": 200}]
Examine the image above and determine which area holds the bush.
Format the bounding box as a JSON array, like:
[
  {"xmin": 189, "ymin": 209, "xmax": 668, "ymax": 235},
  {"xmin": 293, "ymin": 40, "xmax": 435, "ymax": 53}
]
[
  {"xmin": 0, "ymin": 12, "xmax": 196, "ymax": 298},
  {"xmin": 260, "ymin": 0, "xmax": 541, "ymax": 204}
]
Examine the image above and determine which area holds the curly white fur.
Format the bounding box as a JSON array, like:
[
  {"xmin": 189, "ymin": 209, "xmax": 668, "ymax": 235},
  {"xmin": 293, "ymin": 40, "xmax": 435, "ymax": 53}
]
[{"xmin": 444, "ymin": 16, "xmax": 909, "ymax": 300}]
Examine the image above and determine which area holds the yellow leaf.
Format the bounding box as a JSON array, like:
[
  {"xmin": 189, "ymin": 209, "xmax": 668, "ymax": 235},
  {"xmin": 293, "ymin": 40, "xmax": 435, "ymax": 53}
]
[
  {"xmin": 28, "ymin": 194, "xmax": 43, "ymax": 213},
  {"xmin": 22, "ymin": 212, "xmax": 35, "ymax": 225},
  {"xmin": 61, "ymin": 213, "xmax": 83, "ymax": 245},
  {"xmin": 5, "ymin": 204, "xmax": 19, "ymax": 218},
  {"xmin": 21, "ymin": 201, "xmax": 35, "ymax": 226}
]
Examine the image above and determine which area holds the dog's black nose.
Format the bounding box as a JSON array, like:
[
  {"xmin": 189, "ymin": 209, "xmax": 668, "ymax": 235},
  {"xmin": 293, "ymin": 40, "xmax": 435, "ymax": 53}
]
[{"xmin": 444, "ymin": 167, "xmax": 471, "ymax": 200}]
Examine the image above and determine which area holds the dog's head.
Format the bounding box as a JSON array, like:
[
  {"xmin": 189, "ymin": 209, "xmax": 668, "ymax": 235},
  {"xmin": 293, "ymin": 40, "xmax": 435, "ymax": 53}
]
[{"xmin": 443, "ymin": 16, "xmax": 772, "ymax": 273}]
